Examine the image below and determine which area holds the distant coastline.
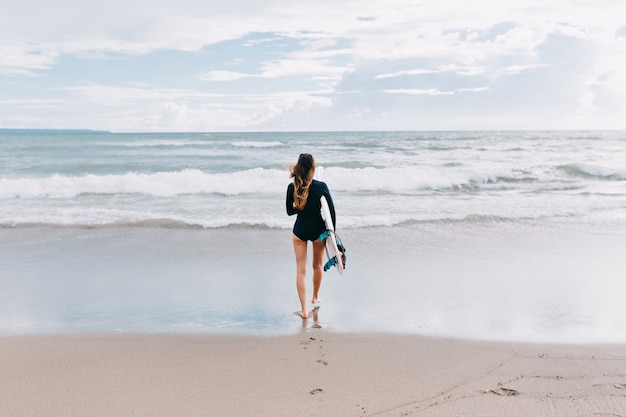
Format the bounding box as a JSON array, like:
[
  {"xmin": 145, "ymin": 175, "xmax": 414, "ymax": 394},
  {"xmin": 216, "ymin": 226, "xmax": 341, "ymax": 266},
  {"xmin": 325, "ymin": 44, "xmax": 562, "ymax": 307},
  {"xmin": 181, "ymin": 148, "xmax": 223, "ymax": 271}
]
[{"xmin": 0, "ymin": 128, "xmax": 111, "ymax": 134}]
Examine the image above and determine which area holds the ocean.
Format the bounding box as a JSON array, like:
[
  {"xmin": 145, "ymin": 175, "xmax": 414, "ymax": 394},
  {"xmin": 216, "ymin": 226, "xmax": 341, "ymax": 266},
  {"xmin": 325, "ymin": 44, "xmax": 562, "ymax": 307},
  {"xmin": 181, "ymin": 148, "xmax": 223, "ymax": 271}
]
[{"xmin": 1, "ymin": 130, "xmax": 626, "ymax": 342}]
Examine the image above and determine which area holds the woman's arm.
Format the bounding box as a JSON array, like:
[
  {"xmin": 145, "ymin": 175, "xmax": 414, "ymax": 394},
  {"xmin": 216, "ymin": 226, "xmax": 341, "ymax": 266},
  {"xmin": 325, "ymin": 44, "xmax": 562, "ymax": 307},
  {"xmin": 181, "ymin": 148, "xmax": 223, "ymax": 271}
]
[
  {"xmin": 286, "ymin": 183, "xmax": 297, "ymax": 216},
  {"xmin": 323, "ymin": 183, "xmax": 336, "ymax": 229}
]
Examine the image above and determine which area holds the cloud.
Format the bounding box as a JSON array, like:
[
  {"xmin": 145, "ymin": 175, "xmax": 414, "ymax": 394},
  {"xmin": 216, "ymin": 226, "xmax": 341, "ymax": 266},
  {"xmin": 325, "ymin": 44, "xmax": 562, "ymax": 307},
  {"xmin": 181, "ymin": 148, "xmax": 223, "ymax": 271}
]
[
  {"xmin": 119, "ymin": 91, "xmax": 333, "ymax": 132},
  {"xmin": 57, "ymin": 83, "xmax": 227, "ymax": 104},
  {"xmin": 376, "ymin": 69, "xmax": 440, "ymax": 79},
  {"xmin": 0, "ymin": 99, "xmax": 66, "ymax": 108},
  {"xmin": 384, "ymin": 88, "xmax": 455, "ymax": 96},
  {"xmin": 38, "ymin": 81, "xmax": 334, "ymax": 131},
  {"xmin": 0, "ymin": 43, "xmax": 59, "ymax": 76},
  {"xmin": 196, "ymin": 40, "xmax": 354, "ymax": 85},
  {"xmin": 259, "ymin": 56, "xmax": 353, "ymax": 82},
  {"xmin": 1, "ymin": 0, "xmax": 626, "ymax": 130},
  {"xmin": 457, "ymin": 87, "xmax": 490, "ymax": 93},
  {"xmin": 196, "ymin": 71, "xmax": 253, "ymax": 82},
  {"xmin": 383, "ymin": 87, "xmax": 489, "ymax": 96}
]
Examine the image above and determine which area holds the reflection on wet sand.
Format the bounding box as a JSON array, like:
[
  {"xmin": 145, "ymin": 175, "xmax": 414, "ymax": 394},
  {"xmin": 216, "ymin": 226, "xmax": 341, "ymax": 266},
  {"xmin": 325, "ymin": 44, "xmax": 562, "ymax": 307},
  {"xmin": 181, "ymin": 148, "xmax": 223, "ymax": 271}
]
[{"xmin": 297, "ymin": 305, "xmax": 322, "ymax": 329}]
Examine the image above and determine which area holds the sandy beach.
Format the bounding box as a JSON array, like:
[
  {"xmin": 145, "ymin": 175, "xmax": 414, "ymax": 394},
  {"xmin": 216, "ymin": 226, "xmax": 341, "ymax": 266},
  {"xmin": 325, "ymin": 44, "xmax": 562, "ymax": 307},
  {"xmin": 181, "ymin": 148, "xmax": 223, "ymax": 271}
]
[
  {"xmin": 1, "ymin": 332, "xmax": 625, "ymax": 417},
  {"xmin": 3, "ymin": 131, "xmax": 626, "ymax": 416}
]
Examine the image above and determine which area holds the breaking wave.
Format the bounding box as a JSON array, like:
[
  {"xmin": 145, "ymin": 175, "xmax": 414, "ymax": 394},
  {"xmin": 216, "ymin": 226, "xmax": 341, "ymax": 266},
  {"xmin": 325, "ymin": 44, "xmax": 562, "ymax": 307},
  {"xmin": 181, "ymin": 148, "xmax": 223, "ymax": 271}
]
[
  {"xmin": 557, "ymin": 163, "xmax": 626, "ymax": 181},
  {"xmin": 2, "ymin": 163, "xmax": 611, "ymax": 199}
]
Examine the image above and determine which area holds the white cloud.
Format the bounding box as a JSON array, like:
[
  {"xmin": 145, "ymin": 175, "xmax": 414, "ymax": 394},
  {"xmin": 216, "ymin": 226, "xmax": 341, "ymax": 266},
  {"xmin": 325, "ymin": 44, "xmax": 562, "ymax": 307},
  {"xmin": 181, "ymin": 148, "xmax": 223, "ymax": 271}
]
[
  {"xmin": 42, "ymin": 81, "xmax": 334, "ymax": 131},
  {"xmin": 196, "ymin": 71, "xmax": 253, "ymax": 82},
  {"xmin": 197, "ymin": 48, "xmax": 354, "ymax": 84},
  {"xmin": 1, "ymin": 0, "xmax": 626, "ymax": 130},
  {"xmin": 259, "ymin": 57, "xmax": 353, "ymax": 82},
  {"xmin": 376, "ymin": 69, "xmax": 440, "ymax": 79},
  {"xmin": 120, "ymin": 90, "xmax": 333, "ymax": 132},
  {"xmin": 384, "ymin": 88, "xmax": 455, "ymax": 96},
  {"xmin": 0, "ymin": 99, "xmax": 66, "ymax": 109},
  {"xmin": 57, "ymin": 83, "xmax": 227, "ymax": 104},
  {"xmin": 457, "ymin": 87, "xmax": 490, "ymax": 93},
  {"xmin": 0, "ymin": 43, "xmax": 59, "ymax": 76}
]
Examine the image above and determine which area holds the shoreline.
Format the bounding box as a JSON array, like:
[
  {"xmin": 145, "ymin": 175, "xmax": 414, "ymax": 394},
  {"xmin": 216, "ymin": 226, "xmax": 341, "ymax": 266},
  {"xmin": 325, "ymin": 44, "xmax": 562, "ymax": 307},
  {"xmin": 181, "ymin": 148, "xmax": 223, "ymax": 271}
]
[
  {"xmin": 2, "ymin": 221, "xmax": 626, "ymax": 342},
  {"xmin": 1, "ymin": 332, "xmax": 625, "ymax": 416}
]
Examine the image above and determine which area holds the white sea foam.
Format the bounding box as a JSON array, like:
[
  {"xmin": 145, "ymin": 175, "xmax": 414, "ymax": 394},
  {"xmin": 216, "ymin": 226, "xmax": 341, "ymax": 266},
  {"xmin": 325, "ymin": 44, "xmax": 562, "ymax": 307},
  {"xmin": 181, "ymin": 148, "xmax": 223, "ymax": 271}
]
[
  {"xmin": 1, "ymin": 130, "xmax": 625, "ymax": 228},
  {"xmin": 0, "ymin": 168, "xmax": 288, "ymax": 198},
  {"xmin": 320, "ymin": 165, "xmax": 511, "ymax": 192},
  {"xmin": 231, "ymin": 141, "xmax": 283, "ymax": 148},
  {"xmin": 0, "ymin": 164, "xmax": 558, "ymax": 200},
  {"xmin": 557, "ymin": 163, "xmax": 626, "ymax": 180},
  {"xmin": 0, "ymin": 166, "xmax": 503, "ymax": 199},
  {"xmin": 105, "ymin": 139, "xmax": 211, "ymax": 147},
  {"xmin": 2, "ymin": 158, "xmax": 626, "ymax": 228}
]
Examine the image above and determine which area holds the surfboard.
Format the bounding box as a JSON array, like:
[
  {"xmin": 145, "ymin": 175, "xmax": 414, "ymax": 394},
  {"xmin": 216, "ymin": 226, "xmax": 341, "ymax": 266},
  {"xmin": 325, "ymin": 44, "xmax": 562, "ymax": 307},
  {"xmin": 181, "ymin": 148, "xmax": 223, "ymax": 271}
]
[{"xmin": 320, "ymin": 195, "xmax": 345, "ymax": 275}]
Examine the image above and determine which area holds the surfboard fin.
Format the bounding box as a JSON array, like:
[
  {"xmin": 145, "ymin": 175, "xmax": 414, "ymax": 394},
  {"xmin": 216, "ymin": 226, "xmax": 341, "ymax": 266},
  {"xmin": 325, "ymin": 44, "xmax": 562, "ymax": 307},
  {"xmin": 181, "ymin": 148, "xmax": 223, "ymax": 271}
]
[
  {"xmin": 318, "ymin": 230, "xmax": 330, "ymax": 241},
  {"xmin": 324, "ymin": 257, "xmax": 338, "ymax": 271},
  {"xmin": 335, "ymin": 234, "xmax": 346, "ymax": 268},
  {"xmin": 319, "ymin": 230, "xmax": 346, "ymax": 272}
]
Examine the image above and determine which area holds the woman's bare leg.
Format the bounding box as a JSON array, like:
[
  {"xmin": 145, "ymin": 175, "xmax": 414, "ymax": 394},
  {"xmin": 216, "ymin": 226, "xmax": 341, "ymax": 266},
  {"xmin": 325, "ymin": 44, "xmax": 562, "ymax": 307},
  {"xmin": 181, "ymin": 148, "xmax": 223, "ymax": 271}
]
[
  {"xmin": 311, "ymin": 238, "xmax": 325, "ymax": 304},
  {"xmin": 292, "ymin": 234, "xmax": 309, "ymax": 318}
]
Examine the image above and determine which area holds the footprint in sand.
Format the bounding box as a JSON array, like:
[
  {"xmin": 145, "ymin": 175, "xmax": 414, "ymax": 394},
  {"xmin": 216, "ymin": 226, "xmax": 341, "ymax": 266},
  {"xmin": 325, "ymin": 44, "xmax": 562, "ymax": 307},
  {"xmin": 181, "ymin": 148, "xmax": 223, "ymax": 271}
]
[{"xmin": 489, "ymin": 387, "xmax": 520, "ymax": 396}]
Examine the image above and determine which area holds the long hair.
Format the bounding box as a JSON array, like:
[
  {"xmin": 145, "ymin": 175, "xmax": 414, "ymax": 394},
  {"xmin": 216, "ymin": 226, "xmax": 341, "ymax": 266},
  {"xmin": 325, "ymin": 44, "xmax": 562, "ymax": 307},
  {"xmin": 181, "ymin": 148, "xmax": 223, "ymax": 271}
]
[{"xmin": 290, "ymin": 153, "xmax": 316, "ymax": 210}]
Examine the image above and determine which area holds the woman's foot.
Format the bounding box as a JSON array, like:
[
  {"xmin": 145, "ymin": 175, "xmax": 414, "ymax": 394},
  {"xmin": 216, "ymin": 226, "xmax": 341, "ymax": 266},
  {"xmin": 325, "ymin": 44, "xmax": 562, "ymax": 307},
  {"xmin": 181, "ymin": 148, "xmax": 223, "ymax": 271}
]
[{"xmin": 295, "ymin": 310, "xmax": 309, "ymax": 319}]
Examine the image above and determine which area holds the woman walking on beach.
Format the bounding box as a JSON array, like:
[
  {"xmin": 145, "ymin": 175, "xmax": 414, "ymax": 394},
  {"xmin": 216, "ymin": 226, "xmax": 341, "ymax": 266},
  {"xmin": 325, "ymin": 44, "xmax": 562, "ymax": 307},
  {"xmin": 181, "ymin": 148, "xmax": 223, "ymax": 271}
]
[{"xmin": 286, "ymin": 153, "xmax": 336, "ymax": 319}]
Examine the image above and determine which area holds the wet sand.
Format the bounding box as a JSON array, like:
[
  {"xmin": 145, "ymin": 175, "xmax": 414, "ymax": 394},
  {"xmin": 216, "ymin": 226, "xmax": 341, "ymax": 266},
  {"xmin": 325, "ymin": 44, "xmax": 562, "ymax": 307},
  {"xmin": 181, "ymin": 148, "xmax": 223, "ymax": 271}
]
[
  {"xmin": 3, "ymin": 222, "xmax": 626, "ymax": 342},
  {"xmin": 1, "ymin": 332, "xmax": 625, "ymax": 417}
]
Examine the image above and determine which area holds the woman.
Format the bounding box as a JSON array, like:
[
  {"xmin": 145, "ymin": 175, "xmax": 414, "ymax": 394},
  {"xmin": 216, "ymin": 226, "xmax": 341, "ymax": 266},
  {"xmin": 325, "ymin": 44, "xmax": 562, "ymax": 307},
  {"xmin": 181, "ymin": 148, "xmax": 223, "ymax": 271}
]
[{"xmin": 286, "ymin": 153, "xmax": 336, "ymax": 319}]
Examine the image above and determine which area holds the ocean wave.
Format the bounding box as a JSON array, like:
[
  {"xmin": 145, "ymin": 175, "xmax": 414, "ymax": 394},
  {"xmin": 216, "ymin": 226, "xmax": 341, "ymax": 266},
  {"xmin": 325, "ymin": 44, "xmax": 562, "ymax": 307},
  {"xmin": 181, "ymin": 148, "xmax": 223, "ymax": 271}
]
[
  {"xmin": 100, "ymin": 138, "xmax": 285, "ymax": 148},
  {"xmin": 0, "ymin": 207, "xmax": 293, "ymax": 229},
  {"xmin": 3, "ymin": 193, "xmax": 625, "ymax": 230},
  {"xmin": 0, "ymin": 209, "xmax": 612, "ymax": 230},
  {"xmin": 557, "ymin": 163, "xmax": 626, "ymax": 180},
  {"xmin": 0, "ymin": 213, "xmax": 521, "ymax": 230},
  {"xmin": 319, "ymin": 166, "xmax": 539, "ymax": 193},
  {"xmin": 0, "ymin": 219, "xmax": 289, "ymax": 230},
  {"xmin": 231, "ymin": 141, "xmax": 283, "ymax": 148},
  {"xmin": 0, "ymin": 168, "xmax": 288, "ymax": 198},
  {"xmin": 0, "ymin": 165, "xmax": 578, "ymax": 199},
  {"xmin": 104, "ymin": 139, "xmax": 211, "ymax": 147}
]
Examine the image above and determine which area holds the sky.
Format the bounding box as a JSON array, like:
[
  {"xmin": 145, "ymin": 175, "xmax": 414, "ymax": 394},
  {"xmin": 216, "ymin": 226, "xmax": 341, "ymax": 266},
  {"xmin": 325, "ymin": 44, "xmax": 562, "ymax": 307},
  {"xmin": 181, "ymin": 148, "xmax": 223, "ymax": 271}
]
[{"xmin": 1, "ymin": 0, "xmax": 625, "ymax": 132}]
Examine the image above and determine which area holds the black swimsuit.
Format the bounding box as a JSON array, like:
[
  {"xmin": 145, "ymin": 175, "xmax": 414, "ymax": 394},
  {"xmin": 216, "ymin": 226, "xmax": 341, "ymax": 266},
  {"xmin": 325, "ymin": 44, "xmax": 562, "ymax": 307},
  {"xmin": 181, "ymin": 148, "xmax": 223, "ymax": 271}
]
[{"xmin": 286, "ymin": 180, "xmax": 336, "ymax": 241}]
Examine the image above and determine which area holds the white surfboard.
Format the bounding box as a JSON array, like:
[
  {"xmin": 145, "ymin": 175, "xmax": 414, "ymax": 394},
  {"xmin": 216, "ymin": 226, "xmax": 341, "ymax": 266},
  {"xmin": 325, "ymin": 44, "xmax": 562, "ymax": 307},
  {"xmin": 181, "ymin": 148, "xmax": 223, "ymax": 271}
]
[{"xmin": 320, "ymin": 196, "xmax": 345, "ymax": 275}]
